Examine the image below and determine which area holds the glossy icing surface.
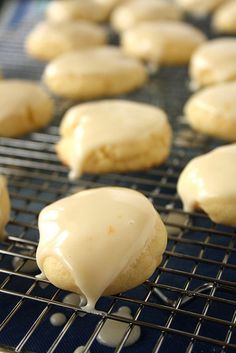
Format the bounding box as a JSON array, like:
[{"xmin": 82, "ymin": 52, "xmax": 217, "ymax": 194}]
[
  {"xmin": 177, "ymin": 144, "xmax": 236, "ymax": 211},
  {"xmin": 37, "ymin": 187, "xmax": 163, "ymax": 309},
  {"xmin": 59, "ymin": 100, "xmax": 169, "ymax": 178}
]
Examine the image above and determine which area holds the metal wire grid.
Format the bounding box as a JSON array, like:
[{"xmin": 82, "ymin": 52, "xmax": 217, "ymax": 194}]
[{"xmin": 0, "ymin": 1, "xmax": 235, "ymax": 353}]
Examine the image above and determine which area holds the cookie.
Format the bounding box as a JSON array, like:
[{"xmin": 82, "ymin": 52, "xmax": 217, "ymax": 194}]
[
  {"xmin": 46, "ymin": 0, "xmax": 112, "ymax": 23},
  {"xmin": 212, "ymin": 1, "xmax": 236, "ymax": 33},
  {"xmin": 190, "ymin": 38, "xmax": 236, "ymax": 87},
  {"xmin": 177, "ymin": 144, "xmax": 236, "ymax": 227},
  {"xmin": 175, "ymin": 0, "xmax": 225, "ymax": 16},
  {"xmin": 0, "ymin": 80, "xmax": 54, "ymax": 137},
  {"xmin": 111, "ymin": 0, "xmax": 183, "ymax": 32},
  {"xmin": 121, "ymin": 21, "xmax": 206, "ymax": 64},
  {"xmin": 37, "ymin": 187, "xmax": 167, "ymax": 309},
  {"xmin": 43, "ymin": 46, "xmax": 147, "ymax": 99},
  {"xmin": 25, "ymin": 20, "xmax": 107, "ymax": 61},
  {"xmin": 56, "ymin": 100, "xmax": 172, "ymax": 178},
  {"xmin": 184, "ymin": 82, "xmax": 236, "ymax": 141},
  {"xmin": 0, "ymin": 176, "xmax": 10, "ymax": 238}
]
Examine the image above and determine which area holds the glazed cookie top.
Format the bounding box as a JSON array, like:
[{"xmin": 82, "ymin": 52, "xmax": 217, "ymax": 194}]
[
  {"xmin": 122, "ymin": 21, "xmax": 206, "ymax": 63},
  {"xmin": 177, "ymin": 144, "xmax": 236, "ymax": 212},
  {"xmin": 185, "ymin": 82, "xmax": 236, "ymax": 121},
  {"xmin": 37, "ymin": 187, "xmax": 167, "ymax": 310},
  {"xmin": 59, "ymin": 100, "xmax": 171, "ymax": 178},
  {"xmin": 26, "ymin": 20, "xmax": 107, "ymax": 60},
  {"xmin": 190, "ymin": 38, "xmax": 236, "ymax": 86},
  {"xmin": 0, "ymin": 80, "xmax": 53, "ymax": 136},
  {"xmin": 175, "ymin": 0, "xmax": 224, "ymax": 16},
  {"xmin": 212, "ymin": 0, "xmax": 236, "ymax": 32},
  {"xmin": 43, "ymin": 46, "xmax": 146, "ymax": 81},
  {"xmin": 111, "ymin": 0, "xmax": 183, "ymax": 32},
  {"xmin": 46, "ymin": 0, "xmax": 112, "ymax": 23}
]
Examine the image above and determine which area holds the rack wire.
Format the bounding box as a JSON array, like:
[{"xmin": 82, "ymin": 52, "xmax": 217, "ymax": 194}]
[{"xmin": 0, "ymin": 1, "xmax": 236, "ymax": 352}]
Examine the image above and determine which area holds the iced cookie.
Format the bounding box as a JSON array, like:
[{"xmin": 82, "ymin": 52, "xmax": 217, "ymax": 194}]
[
  {"xmin": 175, "ymin": 0, "xmax": 225, "ymax": 16},
  {"xmin": 0, "ymin": 80, "xmax": 54, "ymax": 137},
  {"xmin": 111, "ymin": 0, "xmax": 183, "ymax": 32},
  {"xmin": 37, "ymin": 187, "xmax": 167, "ymax": 309},
  {"xmin": 46, "ymin": 0, "xmax": 112, "ymax": 23},
  {"xmin": 122, "ymin": 21, "xmax": 206, "ymax": 64},
  {"xmin": 56, "ymin": 100, "xmax": 172, "ymax": 178},
  {"xmin": 26, "ymin": 20, "xmax": 107, "ymax": 61},
  {"xmin": 190, "ymin": 38, "xmax": 236, "ymax": 87},
  {"xmin": 177, "ymin": 144, "xmax": 236, "ymax": 226},
  {"xmin": 43, "ymin": 46, "xmax": 147, "ymax": 99},
  {"xmin": 0, "ymin": 176, "xmax": 10, "ymax": 238},
  {"xmin": 212, "ymin": 1, "xmax": 236, "ymax": 33},
  {"xmin": 184, "ymin": 82, "xmax": 236, "ymax": 141}
]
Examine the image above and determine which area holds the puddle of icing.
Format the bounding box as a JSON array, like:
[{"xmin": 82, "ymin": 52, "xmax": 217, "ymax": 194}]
[
  {"xmin": 96, "ymin": 306, "xmax": 141, "ymax": 348},
  {"xmin": 63, "ymin": 293, "xmax": 87, "ymax": 317},
  {"xmin": 36, "ymin": 272, "xmax": 49, "ymax": 289},
  {"xmin": 12, "ymin": 251, "xmax": 38, "ymax": 273},
  {"xmin": 50, "ymin": 312, "xmax": 67, "ymax": 327},
  {"xmin": 165, "ymin": 212, "xmax": 189, "ymax": 235}
]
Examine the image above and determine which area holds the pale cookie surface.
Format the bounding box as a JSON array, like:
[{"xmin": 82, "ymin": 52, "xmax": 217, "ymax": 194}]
[
  {"xmin": 212, "ymin": 0, "xmax": 236, "ymax": 33},
  {"xmin": 37, "ymin": 187, "xmax": 167, "ymax": 309},
  {"xmin": 111, "ymin": 0, "xmax": 183, "ymax": 32},
  {"xmin": 46, "ymin": 0, "xmax": 112, "ymax": 23},
  {"xmin": 56, "ymin": 100, "xmax": 172, "ymax": 178},
  {"xmin": 190, "ymin": 38, "xmax": 236, "ymax": 87},
  {"xmin": 0, "ymin": 80, "xmax": 53, "ymax": 137},
  {"xmin": 175, "ymin": 0, "xmax": 225, "ymax": 16},
  {"xmin": 26, "ymin": 20, "xmax": 107, "ymax": 60},
  {"xmin": 0, "ymin": 176, "xmax": 10, "ymax": 238},
  {"xmin": 43, "ymin": 46, "xmax": 147, "ymax": 99},
  {"xmin": 185, "ymin": 82, "xmax": 236, "ymax": 141},
  {"xmin": 177, "ymin": 144, "xmax": 236, "ymax": 226},
  {"xmin": 122, "ymin": 21, "xmax": 206, "ymax": 64}
]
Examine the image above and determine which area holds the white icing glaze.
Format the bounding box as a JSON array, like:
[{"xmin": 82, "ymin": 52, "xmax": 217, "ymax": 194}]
[
  {"xmin": 0, "ymin": 176, "xmax": 10, "ymax": 238},
  {"xmin": 45, "ymin": 46, "xmax": 143, "ymax": 81},
  {"xmin": 37, "ymin": 187, "xmax": 161, "ymax": 310},
  {"xmin": 165, "ymin": 212, "xmax": 189, "ymax": 235},
  {"xmin": 191, "ymin": 39, "xmax": 236, "ymax": 85},
  {"xmin": 177, "ymin": 144, "xmax": 236, "ymax": 212},
  {"xmin": 50, "ymin": 313, "xmax": 67, "ymax": 326},
  {"xmin": 176, "ymin": 0, "xmax": 224, "ymax": 15},
  {"xmin": 63, "ymin": 293, "xmax": 86, "ymax": 307},
  {"xmin": 59, "ymin": 100, "xmax": 168, "ymax": 178},
  {"xmin": 12, "ymin": 252, "xmax": 38, "ymax": 273},
  {"xmin": 111, "ymin": 0, "xmax": 182, "ymax": 32},
  {"xmin": 213, "ymin": 1, "xmax": 236, "ymax": 32},
  {"xmin": 186, "ymin": 82, "xmax": 236, "ymax": 119},
  {"xmin": 122, "ymin": 21, "xmax": 206, "ymax": 64},
  {"xmin": 97, "ymin": 306, "xmax": 140, "ymax": 347}
]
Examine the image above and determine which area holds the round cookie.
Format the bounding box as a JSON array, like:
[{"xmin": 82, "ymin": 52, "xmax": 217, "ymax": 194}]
[
  {"xmin": 46, "ymin": 0, "xmax": 112, "ymax": 23},
  {"xmin": 37, "ymin": 187, "xmax": 167, "ymax": 309},
  {"xmin": 190, "ymin": 38, "xmax": 236, "ymax": 87},
  {"xmin": 177, "ymin": 144, "xmax": 236, "ymax": 227},
  {"xmin": 0, "ymin": 80, "xmax": 54, "ymax": 137},
  {"xmin": 184, "ymin": 82, "xmax": 236, "ymax": 141},
  {"xmin": 43, "ymin": 46, "xmax": 147, "ymax": 99},
  {"xmin": 56, "ymin": 100, "xmax": 172, "ymax": 178},
  {"xmin": 212, "ymin": 1, "xmax": 236, "ymax": 33},
  {"xmin": 111, "ymin": 0, "xmax": 183, "ymax": 32},
  {"xmin": 0, "ymin": 176, "xmax": 10, "ymax": 238},
  {"xmin": 25, "ymin": 20, "xmax": 107, "ymax": 61},
  {"xmin": 175, "ymin": 0, "xmax": 225, "ymax": 16},
  {"xmin": 121, "ymin": 21, "xmax": 206, "ymax": 65}
]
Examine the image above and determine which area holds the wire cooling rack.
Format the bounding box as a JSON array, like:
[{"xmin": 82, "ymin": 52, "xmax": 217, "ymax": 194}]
[{"xmin": 0, "ymin": 1, "xmax": 236, "ymax": 353}]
